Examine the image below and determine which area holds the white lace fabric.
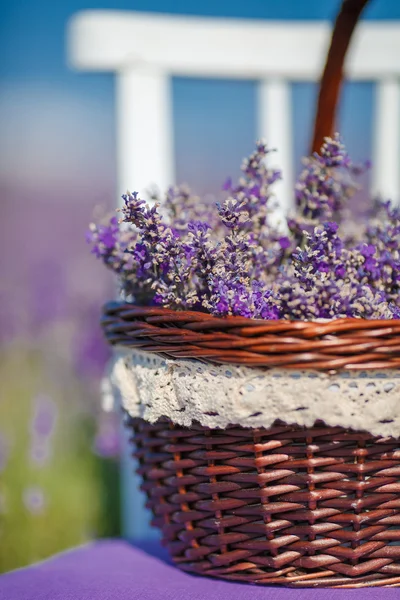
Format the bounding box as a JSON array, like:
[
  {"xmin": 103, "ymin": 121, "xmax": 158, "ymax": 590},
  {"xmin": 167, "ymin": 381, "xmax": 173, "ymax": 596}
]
[{"xmin": 109, "ymin": 348, "xmax": 400, "ymax": 437}]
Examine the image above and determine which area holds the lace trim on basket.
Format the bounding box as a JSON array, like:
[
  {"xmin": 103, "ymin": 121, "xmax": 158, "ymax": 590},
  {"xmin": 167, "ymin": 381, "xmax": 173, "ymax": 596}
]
[{"xmin": 109, "ymin": 348, "xmax": 400, "ymax": 437}]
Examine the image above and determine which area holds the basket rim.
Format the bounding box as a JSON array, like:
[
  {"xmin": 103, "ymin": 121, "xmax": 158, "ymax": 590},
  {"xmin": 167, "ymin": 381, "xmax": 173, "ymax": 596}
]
[
  {"xmin": 103, "ymin": 300, "xmax": 400, "ymax": 332},
  {"xmin": 101, "ymin": 301, "xmax": 400, "ymax": 372}
]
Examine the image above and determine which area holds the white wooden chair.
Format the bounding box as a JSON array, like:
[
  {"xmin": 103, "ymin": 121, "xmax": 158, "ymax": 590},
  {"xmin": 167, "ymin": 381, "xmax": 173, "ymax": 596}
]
[
  {"xmin": 68, "ymin": 11, "xmax": 400, "ymax": 209},
  {"xmin": 67, "ymin": 11, "xmax": 400, "ymax": 537}
]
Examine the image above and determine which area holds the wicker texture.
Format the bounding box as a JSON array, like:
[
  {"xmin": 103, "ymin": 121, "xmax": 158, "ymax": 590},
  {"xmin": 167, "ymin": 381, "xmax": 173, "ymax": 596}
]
[
  {"xmin": 102, "ymin": 302, "xmax": 400, "ymax": 371},
  {"xmin": 127, "ymin": 416, "xmax": 400, "ymax": 588}
]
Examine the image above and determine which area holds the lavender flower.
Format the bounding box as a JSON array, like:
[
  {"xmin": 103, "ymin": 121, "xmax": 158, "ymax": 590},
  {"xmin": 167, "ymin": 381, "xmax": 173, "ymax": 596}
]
[
  {"xmin": 183, "ymin": 221, "xmax": 218, "ymax": 307},
  {"xmin": 239, "ymin": 141, "xmax": 282, "ymax": 193},
  {"xmin": 362, "ymin": 200, "xmax": 400, "ymax": 306},
  {"xmin": 206, "ymin": 277, "xmax": 254, "ymax": 318},
  {"xmin": 288, "ymin": 133, "xmax": 367, "ymax": 244},
  {"xmin": 119, "ymin": 191, "xmax": 146, "ymax": 224},
  {"xmin": 217, "ymin": 198, "xmax": 250, "ymax": 229},
  {"xmin": 292, "ymin": 222, "xmax": 343, "ymax": 288},
  {"xmin": 88, "ymin": 136, "xmax": 400, "ymax": 321},
  {"xmin": 318, "ymin": 134, "xmax": 349, "ymax": 168},
  {"xmin": 285, "ymin": 222, "xmax": 396, "ymax": 319},
  {"xmin": 164, "ymin": 184, "xmax": 218, "ymax": 232},
  {"xmin": 87, "ymin": 216, "xmax": 136, "ymax": 276},
  {"xmin": 224, "ymin": 140, "xmax": 281, "ymax": 233}
]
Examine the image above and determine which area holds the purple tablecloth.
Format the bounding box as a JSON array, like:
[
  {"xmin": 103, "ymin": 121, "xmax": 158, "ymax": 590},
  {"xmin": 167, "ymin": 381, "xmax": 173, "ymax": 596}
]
[{"xmin": 0, "ymin": 540, "xmax": 399, "ymax": 600}]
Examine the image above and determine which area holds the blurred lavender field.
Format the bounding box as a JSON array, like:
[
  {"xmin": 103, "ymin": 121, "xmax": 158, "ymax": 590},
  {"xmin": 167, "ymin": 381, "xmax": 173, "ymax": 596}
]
[{"xmin": 0, "ymin": 85, "xmax": 122, "ymax": 570}]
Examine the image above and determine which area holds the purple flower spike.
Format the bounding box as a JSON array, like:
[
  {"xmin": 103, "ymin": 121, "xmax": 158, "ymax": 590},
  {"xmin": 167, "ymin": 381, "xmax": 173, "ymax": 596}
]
[
  {"xmin": 217, "ymin": 198, "xmax": 250, "ymax": 229},
  {"xmin": 120, "ymin": 191, "xmax": 146, "ymax": 224},
  {"xmin": 23, "ymin": 486, "xmax": 46, "ymax": 515},
  {"xmin": 87, "ymin": 217, "xmax": 119, "ymax": 257},
  {"xmin": 318, "ymin": 133, "xmax": 349, "ymax": 168},
  {"xmin": 289, "ymin": 134, "xmax": 365, "ymax": 243}
]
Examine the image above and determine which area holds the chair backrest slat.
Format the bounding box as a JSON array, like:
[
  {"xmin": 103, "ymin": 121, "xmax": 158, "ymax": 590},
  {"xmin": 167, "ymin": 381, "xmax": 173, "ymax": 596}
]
[
  {"xmin": 117, "ymin": 67, "xmax": 175, "ymax": 203},
  {"xmin": 372, "ymin": 78, "xmax": 400, "ymax": 203},
  {"xmin": 258, "ymin": 78, "xmax": 293, "ymax": 223}
]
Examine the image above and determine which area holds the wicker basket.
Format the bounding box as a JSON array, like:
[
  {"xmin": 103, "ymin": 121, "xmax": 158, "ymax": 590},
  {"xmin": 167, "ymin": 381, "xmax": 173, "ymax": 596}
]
[
  {"xmin": 101, "ymin": 0, "xmax": 400, "ymax": 588},
  {"xmin": 102, "ymin": 303, "xmax": 400, "ymax": 588},
  {"xmin": 126, "ymin": 417, "xmax": 400, "ymax": 589}
]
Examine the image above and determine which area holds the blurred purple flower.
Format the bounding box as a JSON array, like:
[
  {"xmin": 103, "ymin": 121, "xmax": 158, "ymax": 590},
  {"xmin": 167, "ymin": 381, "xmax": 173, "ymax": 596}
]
[
  {"xmin": 289, "ymin": 133, "xmax": 367, "ymax": 243},
  {"xmin": 0, "ymin": 431, "xmax": 10, "ymax": 473},
  {"xmin": 86, "ymin": 216, "xmax": 120, "ymax": 256},
  {"xmin": 318, "ymin": 134, "xmax": 349, "ymax": 168},
  {"xmin": 87, "ymin": 215, "xmax": 137, "ymax": 278},
  {"xmin": 29, "ymin": 260, "xmax": 68, "ymax": 331},
  {"xmin": 93, "ymin": 415, "xmax": 120, "ymax": 458},
  {"xmin": 23, "ymin": 486, "xmax": 46, "ymax": 515},
  {"xmin": 73, "ymin": 321, "xmax": 110, "ymax": 381},
  {"xmin": 31, "ymin": 394, "xmax": 57, "ymax": 439},
  {"xmin": 278, "ymin": 236, "xmax": 291, "ymax": 250},
  {"xmin": 29, "ymin": 440, "xmax": 52, "ymax": 467}
]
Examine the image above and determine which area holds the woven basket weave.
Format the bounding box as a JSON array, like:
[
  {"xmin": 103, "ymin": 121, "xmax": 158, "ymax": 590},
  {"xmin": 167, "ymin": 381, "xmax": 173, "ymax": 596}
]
[
  {"xmin": 102, "ymin": 303, "xmax": 400, "ymax": 587},
  {"xmin": 125, "ymin": 416, "xmax": 400, "ymax": 589}
]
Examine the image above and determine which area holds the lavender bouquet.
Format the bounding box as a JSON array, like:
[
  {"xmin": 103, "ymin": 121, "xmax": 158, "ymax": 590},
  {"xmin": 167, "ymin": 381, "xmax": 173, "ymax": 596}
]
[{"xmin": 87, "ymin": 135, "xmax": 400, "ymax": 322}]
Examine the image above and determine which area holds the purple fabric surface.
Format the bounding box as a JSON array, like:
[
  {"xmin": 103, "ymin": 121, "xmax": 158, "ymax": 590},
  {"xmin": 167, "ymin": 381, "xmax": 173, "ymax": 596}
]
[{"xmin": 0, "ymin": 540, "xmax": 399, "ymax": 600}]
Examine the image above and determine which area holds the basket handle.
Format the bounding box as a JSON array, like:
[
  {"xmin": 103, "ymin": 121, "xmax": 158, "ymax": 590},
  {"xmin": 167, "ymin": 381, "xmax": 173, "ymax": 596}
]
[{"xmin": 311, "ymin": 0, "xmax": 370, "ymax": 153}]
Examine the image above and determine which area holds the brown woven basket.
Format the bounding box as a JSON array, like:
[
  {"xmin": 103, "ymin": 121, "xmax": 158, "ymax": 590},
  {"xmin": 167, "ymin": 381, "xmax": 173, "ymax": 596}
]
[
  {"xmin": 101, "ymin": 0, "xmax": 400, "ymax": 588},
  {"xmin": 102, "ymin": 303, "xmax": 400, "ymax": 587}
]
